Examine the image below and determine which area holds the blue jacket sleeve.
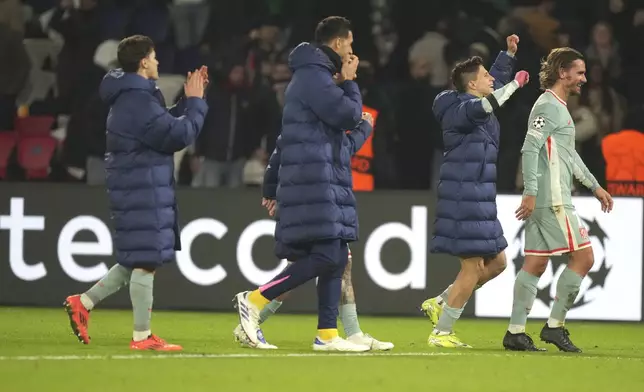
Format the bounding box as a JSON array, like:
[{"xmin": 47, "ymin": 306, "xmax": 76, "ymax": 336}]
[
  {"xmin": 346, "ymin": 120, "xmax": 373, "ymax": 155},
  {"xmin": 434, "ymin": 91, "xmax": 489, "ymax": 130},
  {"xmin": 138, "ymin": 94, "xmax": 208, "ymax": 154},
  {"xmin": 262, "ymin": 135, "xmax": 281, "ymax": 199},
  {"xmin": 303, "ymin": 70, "xmax": 363, "ymax": 131},
  {"xmin": 168, "ymin": 96, "xmax": 188, "ymax": 117},
  {"xmin": 489, "ymin": 51, "xmax": 516, "ymax": 89},
  {"xmin": 452, "ymin": 99, "xmax": 488, "ymax": 129}
]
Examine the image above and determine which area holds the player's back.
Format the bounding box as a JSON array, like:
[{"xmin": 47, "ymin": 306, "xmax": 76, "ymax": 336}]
[{"xmin": 523, "ymin": 90, "xmax": 577, "ymax": 208}]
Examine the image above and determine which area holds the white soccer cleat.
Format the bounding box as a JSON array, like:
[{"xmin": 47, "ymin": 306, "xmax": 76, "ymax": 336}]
[
  {"xmin": 233, "ymin": 324, "xmax": 253, "ymax": 348},
  {"xmin": 312, "ymin": 336, "xmax": 371, "ymax": 352},
  {"xmin": 347, "ymin": 332, "xmax": 394, "ymax": 351},
  {"xmin": 233, "ymin": 324, "xmax": 278, "ymax": 349},
  {"xmin": 233, "ymin": 291, "xmax": 261, "ymax": 347}
]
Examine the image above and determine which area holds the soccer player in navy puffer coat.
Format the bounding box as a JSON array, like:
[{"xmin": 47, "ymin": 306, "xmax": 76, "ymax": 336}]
[
  {"xmin": 420, "ymin": 35, "xmax": 531, "ymax": 348},
  {"xmin": 234, "ymin": 17, "xmax": 376, "ymax": 352},
  {"xmin": 63, "ymin": 35, "xmax": 208, "ymax": 351}
]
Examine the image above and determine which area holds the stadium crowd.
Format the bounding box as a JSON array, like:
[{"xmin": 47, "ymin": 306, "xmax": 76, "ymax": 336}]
[{"xmin": 1, "ymin": 0, "xmax": 643, "ymax": 195}]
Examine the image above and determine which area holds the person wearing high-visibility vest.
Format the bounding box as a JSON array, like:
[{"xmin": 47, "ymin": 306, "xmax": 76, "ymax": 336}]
[
  {"xmin": 351, "ymin": 105, "xmax": 378, "ymax": 191},
  {"xmin": 602, "ymin": 128, "xmax": 644, "ymax": 196}
]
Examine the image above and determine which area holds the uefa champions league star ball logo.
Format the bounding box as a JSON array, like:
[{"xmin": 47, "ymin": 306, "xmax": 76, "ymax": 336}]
[
  {"xmin": 512, "ymin": 217, "xmax": 612, "ymax": 309},
  {"xmin": 532, "ymin": 116, "xmax": 546, "ymax": 130}
]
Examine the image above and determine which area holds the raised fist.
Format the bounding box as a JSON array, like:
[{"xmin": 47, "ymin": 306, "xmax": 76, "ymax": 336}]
[{"xmin": 506, "ymin": 34, "xmax": 519, "ymax": 56}]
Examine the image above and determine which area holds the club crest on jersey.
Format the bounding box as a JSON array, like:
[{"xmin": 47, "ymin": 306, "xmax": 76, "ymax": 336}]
[
  {"xmin": 532, "ymin": 116, "xmax": 546, "ymax": 130},
  {"xmin": 577, "ymin": 214, "xmax": 589, "ymax": 240}
]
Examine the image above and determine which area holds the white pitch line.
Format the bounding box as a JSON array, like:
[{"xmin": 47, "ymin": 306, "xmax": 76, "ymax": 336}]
[{"xmin": 0, "ymin": 352, "xmax": 642, "ymax": 361}]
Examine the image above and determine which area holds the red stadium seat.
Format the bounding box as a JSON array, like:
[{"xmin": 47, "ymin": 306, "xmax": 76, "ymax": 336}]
[
  {"xmin": 0, "ymin": 131, "xmax": 18, "ymax": 179},
  {"xmin": 17, "ymin": 136, "xmax": 57, "ymax": 179},
  {"xmin": 15, "ymin": 115, "xmax": 55, "ymax": 138}
]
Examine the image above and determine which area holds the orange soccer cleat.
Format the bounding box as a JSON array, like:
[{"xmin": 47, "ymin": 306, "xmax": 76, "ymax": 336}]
[
  {"xmin": 130, "ymin": 335, "xmax": 183, "ymax": 351},
  {"xmin": 63, "ymin": 295, "xmax": 91, "ymax": 344}
]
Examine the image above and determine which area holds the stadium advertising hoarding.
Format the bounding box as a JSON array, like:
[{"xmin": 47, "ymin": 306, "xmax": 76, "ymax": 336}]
[
  {"xmin": 475, "ymin": 195, "xmax": 644, "ymax": 321},
  {"xmin": 0, "ymin": 185, "xmax": 460, "ymax": 315},
  {"xmin": 0, "ymin": 184, "xmax": 642, "ymax": 321}
]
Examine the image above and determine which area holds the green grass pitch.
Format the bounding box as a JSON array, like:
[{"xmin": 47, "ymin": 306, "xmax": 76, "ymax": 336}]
[{"xmin": 1, "ymin": 307, "xmax": 643, "ymax": 391}]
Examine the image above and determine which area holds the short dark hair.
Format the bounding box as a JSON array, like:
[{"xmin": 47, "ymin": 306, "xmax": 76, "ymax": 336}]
[
  {"xmin": 539, "ymin": 47, "xmax": 584, "ymax": 90},
  {"xmin": 451, "ymin": 56, "xmax": 484, "ymax": 93},
  {"xmin": 117, "ymin": 35, "xmax": 155, "ymax": 73},
  {"xmin": 314, "ymin": 16, "xmax": 352, "ymax": 44}
]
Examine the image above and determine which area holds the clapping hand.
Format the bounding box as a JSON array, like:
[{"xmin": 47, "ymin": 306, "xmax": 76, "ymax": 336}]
[
  {"xmin": 198, "ymin": 66, "xmax": 209, "ymax": 89},
  {"xmin": 184, "ymin": 70, "xmax": 205, "ymax": 98}
]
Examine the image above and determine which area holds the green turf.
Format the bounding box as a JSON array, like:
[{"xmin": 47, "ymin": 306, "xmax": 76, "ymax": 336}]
[{"xmin": 1, "ymin": 307, "xmax": 643, "ymax": 391}]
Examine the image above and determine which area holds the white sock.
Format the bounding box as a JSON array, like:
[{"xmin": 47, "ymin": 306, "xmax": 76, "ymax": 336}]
[
  {"xmin": 436, "ymin": 284, "xmax": 452, "ymax": 305},
  {"xmin": 547, "ymin": 318, "xmax": 564, "ymax": 328},
  {"xmin": 436, "ymin": 284, "xmax": 481, "ymax": 307},
  {"xmin": 80, "ymin": 293, "xmax": 94, "ymax": 311},
  {"xmin": 507, "ymin": 324, "xmax": 526, "ymax": 334},
  {"xmin": 133, "ymin": 330, "xmax": 151, "ymax": 342}
]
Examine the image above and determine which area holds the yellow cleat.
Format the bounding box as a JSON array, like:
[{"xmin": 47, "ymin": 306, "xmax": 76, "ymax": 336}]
[
  {"xmin": 420, "ymin": 298, "xmax": 443, "ymax": 327},
  {"xmin": 427, "ymin": 331, "xmax": 472, "ymax": 348}
]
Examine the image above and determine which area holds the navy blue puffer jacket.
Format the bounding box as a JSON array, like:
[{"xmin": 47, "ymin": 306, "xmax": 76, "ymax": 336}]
[
  {"xmin": 100, "ymin": 69, "xmax": 208, "ymax": 267},
  {"xmin": 431, "ymin": 52, "xmax": 515, "ymax": 257},
  {"xmin": 264, "ymin": 43, "xmax": 373, "ymax": 246}
]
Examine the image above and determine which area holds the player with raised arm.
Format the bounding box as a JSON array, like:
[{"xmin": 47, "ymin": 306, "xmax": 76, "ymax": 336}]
[
  {"xmin": 422, "ymin": 35, "xmax": 530, "ymax": 348},
  {"xmin": 503, "ymin": 47, "xmax": 613, "ymax": 353}
]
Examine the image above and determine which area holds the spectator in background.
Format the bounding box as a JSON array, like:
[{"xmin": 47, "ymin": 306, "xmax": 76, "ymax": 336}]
[
  {"xmin": 585, "ymin": 21, "xmax": 622, "ymax": 82},
  {"xmin": 23, "ymin": 0, "xmax": 59, "ymax": 16},
  {"xmin": 355, "ymin": 57, "xmax": 398, "ymax": 189},
  {"xmin": 170, "ymin": 0, "xmax": 210, "ymax": 51},
  {"xmin": 569, "ymin": 94, "xmax": 600, "ymax": 147},
  {"xmin": 242, "ymin": 61, "xmax": 288, "ymax": 187},
  {"xmin": 270, "ymin": 61, "xmax": 291, "ymax": 109},
  {"xmin": 61, "ymin": 90, "xmax": 109, "ymax": 183},
  {"xmin": 192, "ymin": 62, "xmax": 278, "ymax": 188},
  {"xmin": 264, "ymin": 60, "xmax": 291, "ymax": 154},
  {"xmin": 61, "ymin": 41, "xmax": 118, "ymax": 183},
  {"xmin": 242, "ymin": 148, "xmax": 268, "ymax": 187},
  {"xmin": 583, "ymin": 61, "xmax": 624, "ymax": 137},
  {"xmin": 568, "ymin": 94, "xmax": 606, "ymax": 191},
  {"xmin": 48, "ymin": 0, "xmax": 102, "ymax": 115},
  {"xmin": 553, "ymin": 21, "xmax": 584, "ymax": 50},
  {"xmin": 394, "ymin": 52, "xmax": 441, "ymax": 190},
  {"xmin": 126, "ymin": 0, "xmax": 170, "ymax": 44},
  {"xmin": 469, "ymin": 42, "xmax": 491, "ymax": 64},
  {"xmin": 0, "ymin": 23, "xmax": 31, "ymax": 131},
  {"xmin": 621, "ymin": 7, "xmax": 644, "ymax": 105},
  {"xmin": 245, "ymin": 17, "xmax": 285, "ymax": 87},
  {"xmin": 0, "ymin": 0, "xmax": 25, "ymax": 35},
  {"xmin": 200, "ymin": 0, "xmax": 270, "ymax": 55},
  {"xmin": 512, "ymin": 0, "xmax": 560, "ymax": 52},
  {"xmin": 406, "ymin": 19, "xmax": 449, "ymax": 89}
]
